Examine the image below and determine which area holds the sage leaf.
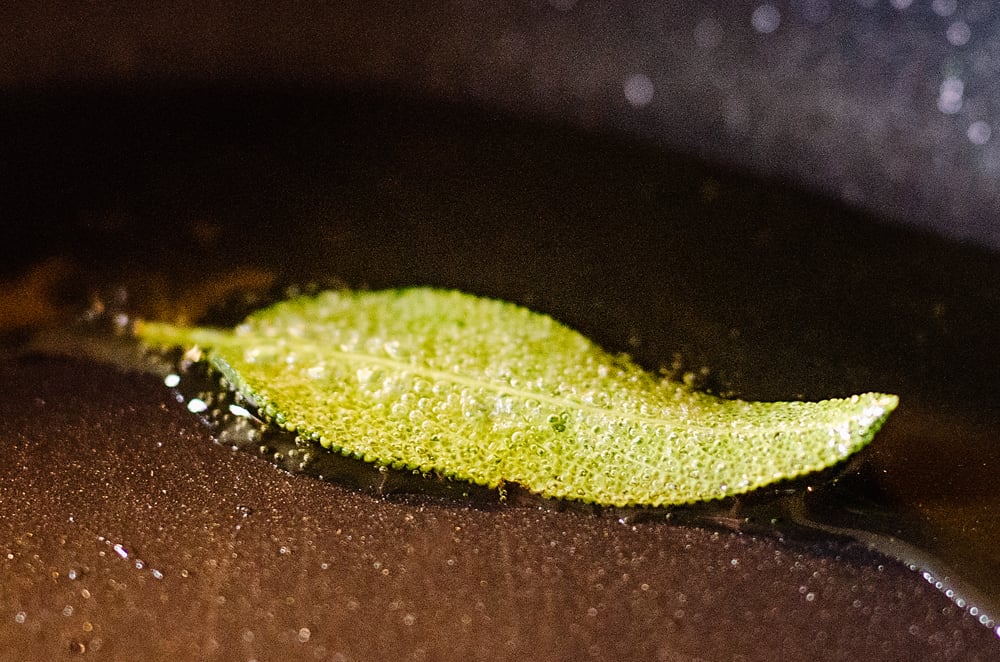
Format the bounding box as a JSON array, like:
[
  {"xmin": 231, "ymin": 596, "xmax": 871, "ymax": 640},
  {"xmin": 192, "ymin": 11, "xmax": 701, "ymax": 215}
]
[{"xmin": 136, "ymin": 287, "xmax": 898, "ymax": 507}]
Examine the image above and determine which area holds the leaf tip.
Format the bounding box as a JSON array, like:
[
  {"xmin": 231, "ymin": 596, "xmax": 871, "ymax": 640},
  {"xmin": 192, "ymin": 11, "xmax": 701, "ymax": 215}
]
[{"xmin": 865, "ymin": 391, "xmax": 900, "ymax": 428}]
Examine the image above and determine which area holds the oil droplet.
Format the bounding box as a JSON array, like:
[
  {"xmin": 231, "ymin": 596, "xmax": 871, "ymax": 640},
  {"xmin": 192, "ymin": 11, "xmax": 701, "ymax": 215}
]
[
  {"xmin": 229, "ymin": 404, "xmax": 253, "ymax": 418},
  {"xmin": 938, "ymin": 78, "xmax": 964, "ymax": 114},
  {"xmin": 187, "ymin": 398, "xmax": 208, "ymax": 414},
  {"xmin": 751, "ymin": 4, "xmax": 781, "ymax": 34},
  {"xmin": 946, "ymin": 20, "xmax": 971, "ymax": 47},
  {"xmin": 623, "ymin": 74, "xmax": 654, "ymax": 108},
  {"xmin": 968, "ymin": 121, "xmax": 991, "ymax": 145},
  {"xmin": 932, "ymin": 0, "xmax": 956, "ymax": 16}
]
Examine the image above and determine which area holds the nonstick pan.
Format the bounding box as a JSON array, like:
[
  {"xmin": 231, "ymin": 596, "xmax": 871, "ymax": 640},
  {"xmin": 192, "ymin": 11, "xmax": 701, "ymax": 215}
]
[{"xmin": 2, "ymin": 4, "xmax": 999, "ymax": 661}]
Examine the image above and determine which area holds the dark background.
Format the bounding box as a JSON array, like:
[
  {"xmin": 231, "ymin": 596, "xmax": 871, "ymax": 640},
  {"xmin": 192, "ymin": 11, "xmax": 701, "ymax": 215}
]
[{"xmin": 3, "ymin": 1, "xmax": 1000, "ymax": 250}]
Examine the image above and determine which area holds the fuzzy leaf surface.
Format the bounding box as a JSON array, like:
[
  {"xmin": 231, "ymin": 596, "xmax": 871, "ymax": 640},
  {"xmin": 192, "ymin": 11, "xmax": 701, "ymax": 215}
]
[{"xmin": 137, "ymin": 288, "xmax": 897, "ymax": 507}]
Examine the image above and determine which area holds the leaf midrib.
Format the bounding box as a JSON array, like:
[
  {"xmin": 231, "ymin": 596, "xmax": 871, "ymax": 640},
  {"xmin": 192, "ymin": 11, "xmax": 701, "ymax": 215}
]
[{"xmin": 199, "ymin": 330, "xmax": 878, "ymax": 437}]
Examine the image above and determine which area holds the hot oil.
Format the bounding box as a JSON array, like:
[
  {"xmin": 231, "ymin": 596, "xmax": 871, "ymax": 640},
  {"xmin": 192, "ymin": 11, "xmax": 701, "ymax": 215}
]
[
  {"xmin": 124, "ymin": 302, "xmax": 999, "ymax": 636},
  {"xmin": 162, "ymin": 349, "xmax": 503, "ymax": 502},
  {"xmin": 6, "ymin": 248, "xmax": 999, "ymax": 642},
  {"xmin": 3, "ymin": 87, "xmax": 1000, "ymax": 649},
  {"xmin": 4, "ymin": 196, "xmax": 999, "ymax": 640}
]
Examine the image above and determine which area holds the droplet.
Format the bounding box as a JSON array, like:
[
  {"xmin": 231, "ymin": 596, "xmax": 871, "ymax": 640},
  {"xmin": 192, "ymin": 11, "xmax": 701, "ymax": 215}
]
[
  {"xmin": 968, "ymin": 121, "xmax": 991, "ymax": 145},
  {"xmin": 623, "ymin": 74, "xmax": 654, "ymax": 108},
  {"xmin": 937, "ymin": 78, "xmax": 964, "ymax": 114},
  {"xmin": 946, "ymin": 21, "xmax": 971, "ymax": 47},
  {"xmin": 751, "ymin": 4, "xmax": 781, "ymax": 34},
  {"xmin": 932, "ymin": 0, "xmax": 957, "ymax": 17},
  {"xmin": 187, "ymin": 398, "xmax": 208, "ymax": 414},
  {"xmin": 229, "ymin": 404, "xmax": 252, "ymax": 418}
]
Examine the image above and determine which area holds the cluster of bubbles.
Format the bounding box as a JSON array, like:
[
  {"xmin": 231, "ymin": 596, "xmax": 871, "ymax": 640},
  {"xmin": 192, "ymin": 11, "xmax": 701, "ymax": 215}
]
[{"xmin": 916, "ymin": 566, "xmax": 998, "ymax": 636}]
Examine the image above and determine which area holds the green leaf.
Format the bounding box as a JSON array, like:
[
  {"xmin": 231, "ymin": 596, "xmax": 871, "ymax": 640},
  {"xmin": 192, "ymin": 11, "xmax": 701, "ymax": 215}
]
[{"xmin": 136, "ymin": 287, "xmax": 897, "ymax": 507}]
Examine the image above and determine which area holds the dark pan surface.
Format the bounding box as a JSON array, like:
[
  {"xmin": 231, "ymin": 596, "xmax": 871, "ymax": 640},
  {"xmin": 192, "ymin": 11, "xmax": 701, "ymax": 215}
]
[{"xmin": 1, "ymin": 87, "xmax": 998, "ymax": 660}]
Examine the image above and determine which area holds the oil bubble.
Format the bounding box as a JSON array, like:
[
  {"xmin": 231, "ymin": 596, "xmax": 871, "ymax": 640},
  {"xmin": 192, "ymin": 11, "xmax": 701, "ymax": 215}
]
[{"xmin": 187, "ymin": 398, "xmax": 208, "ymax": 414}]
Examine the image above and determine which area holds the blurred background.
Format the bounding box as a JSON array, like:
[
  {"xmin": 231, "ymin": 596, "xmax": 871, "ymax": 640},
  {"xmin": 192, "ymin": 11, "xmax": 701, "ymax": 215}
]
[
  {"xmin": 3, "ymin": 4, "xmax": 1000, "ymax": 658},
  {"xmin": 3, "ymin": 0, "xmax": 999, "ymax": 250}
]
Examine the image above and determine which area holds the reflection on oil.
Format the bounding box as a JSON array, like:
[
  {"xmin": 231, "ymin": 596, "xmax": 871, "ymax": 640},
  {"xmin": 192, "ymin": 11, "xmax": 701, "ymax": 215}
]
[
  {"xmin": 2, "ymin": 88, "xmax": 999, "ymax": 653},
  {"xmin": 127, "ymin": 333, "xmax": 997, "ymax": 637},
  {"xmin": 4, "ymin": 250, "xmax": 999, "ymax": 639}
]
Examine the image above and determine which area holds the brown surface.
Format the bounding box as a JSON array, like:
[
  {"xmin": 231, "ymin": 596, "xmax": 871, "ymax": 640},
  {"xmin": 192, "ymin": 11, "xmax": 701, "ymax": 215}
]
[
  {"xmin": 1, "ymin": 357, "xmax": 997, "ymax": 661},
  {"xmin": 2, "ymin": 86, "xmax": 999, "ymax": 660}
]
